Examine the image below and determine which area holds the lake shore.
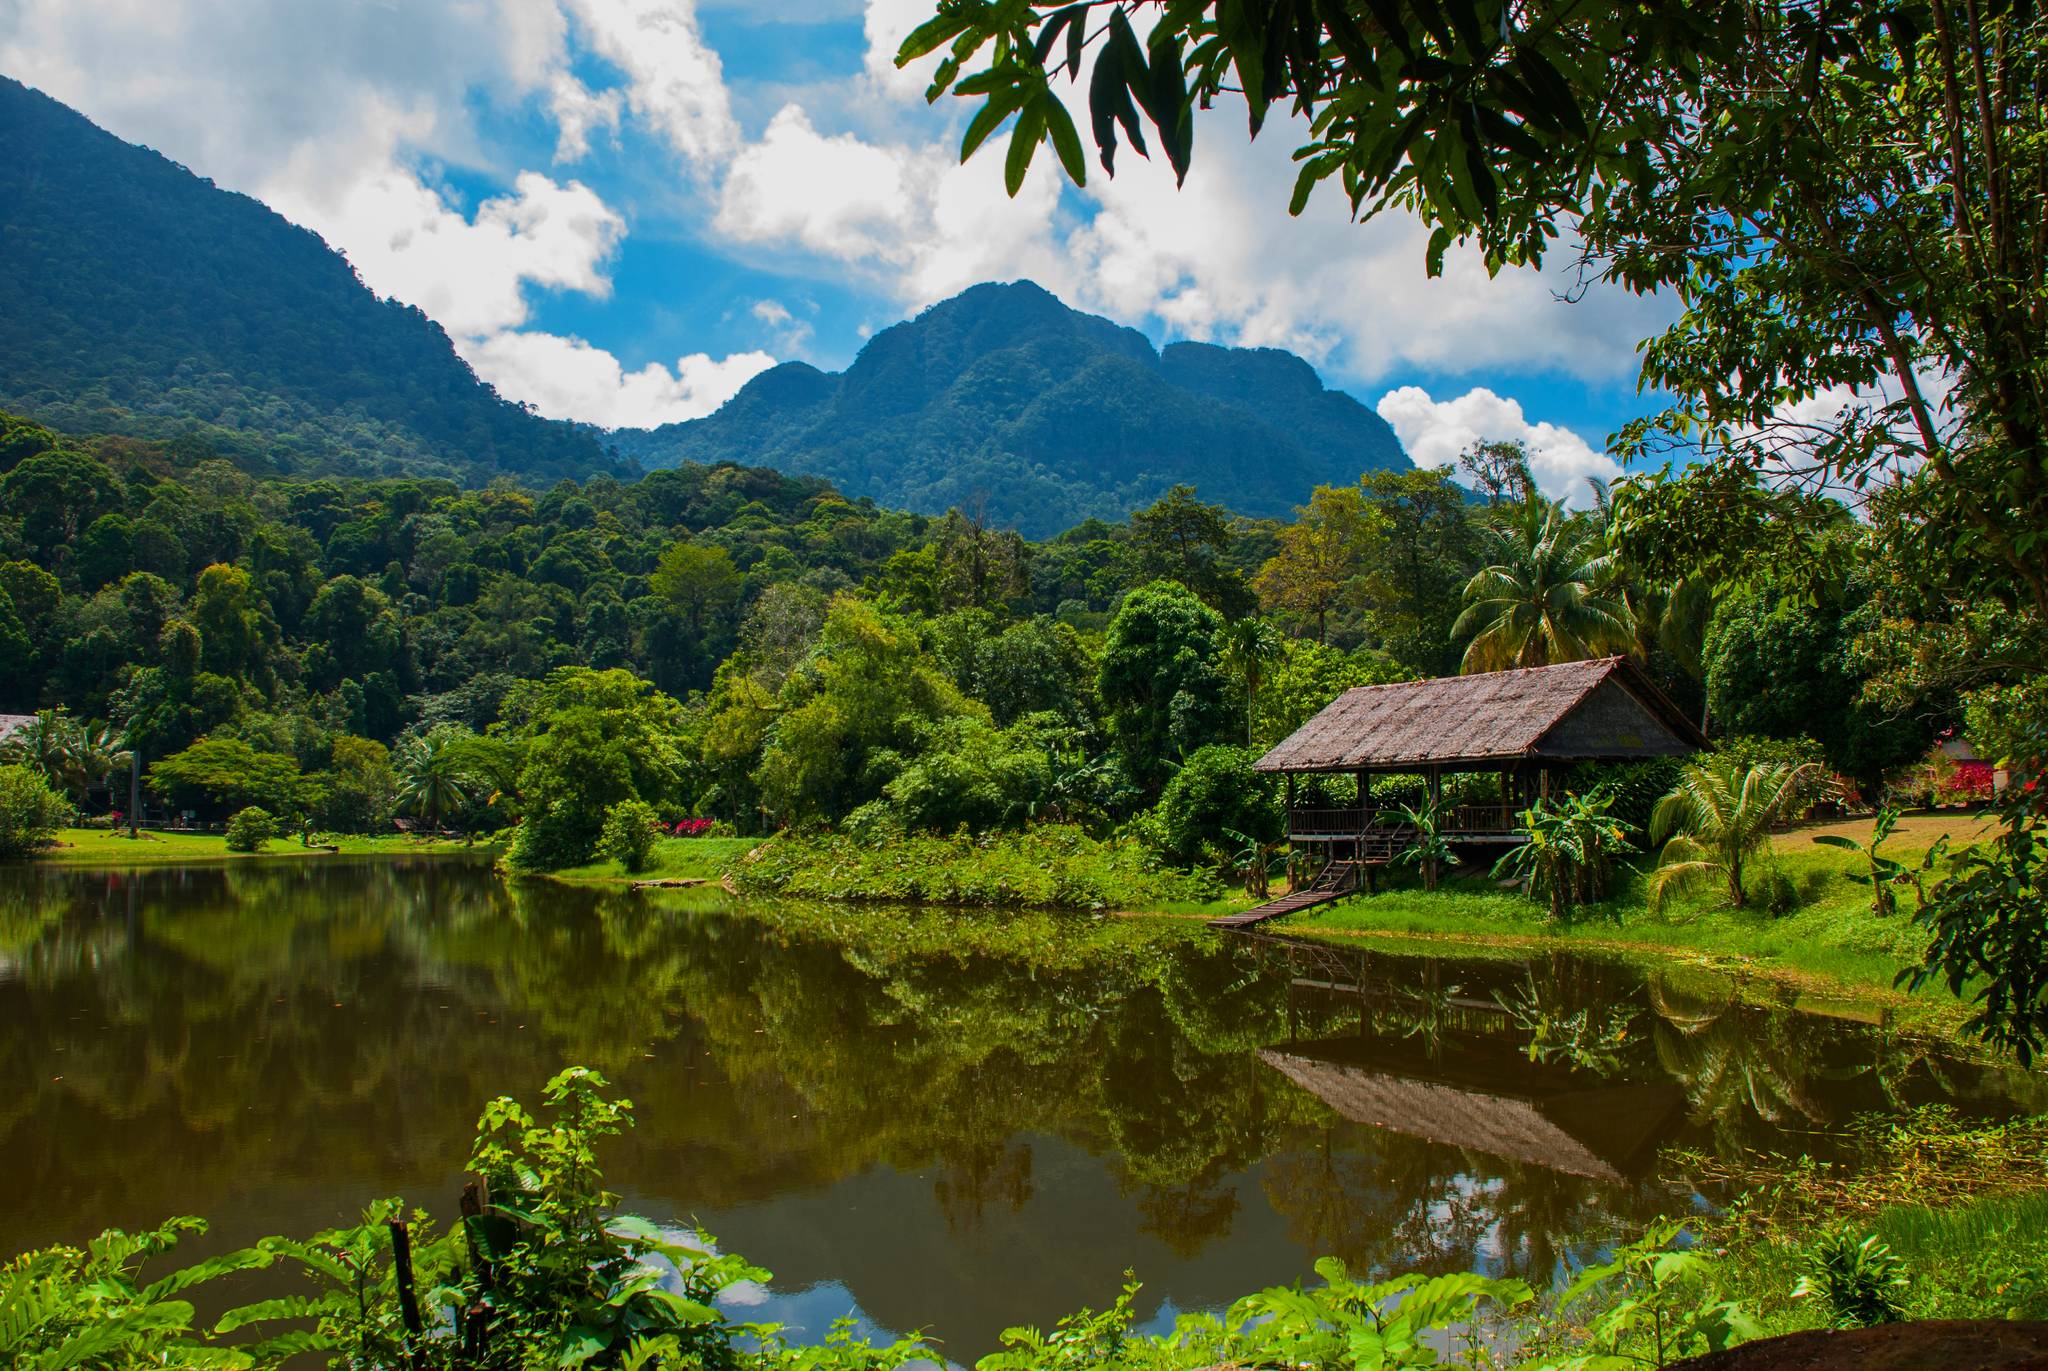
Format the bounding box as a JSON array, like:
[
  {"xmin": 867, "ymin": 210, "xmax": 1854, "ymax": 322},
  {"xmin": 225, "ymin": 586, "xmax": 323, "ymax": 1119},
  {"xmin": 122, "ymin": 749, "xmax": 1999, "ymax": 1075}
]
[{"xmin": 28, "ymin": 826, "xmax": 498, "ymax": 865}]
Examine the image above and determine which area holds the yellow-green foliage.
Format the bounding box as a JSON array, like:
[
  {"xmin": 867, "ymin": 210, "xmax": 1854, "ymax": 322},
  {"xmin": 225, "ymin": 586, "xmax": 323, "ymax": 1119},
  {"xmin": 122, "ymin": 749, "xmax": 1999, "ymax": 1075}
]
[{"xmin": 730, "ymin": 826, "xmax": 1223, "ymax": 910}]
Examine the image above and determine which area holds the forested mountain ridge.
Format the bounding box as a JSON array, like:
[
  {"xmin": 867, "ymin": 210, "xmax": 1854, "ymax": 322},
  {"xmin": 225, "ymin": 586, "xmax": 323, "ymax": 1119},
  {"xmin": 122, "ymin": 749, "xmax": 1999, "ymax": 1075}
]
[
  {"xmin": 0, "ymin": 76, "xmax": 624, "ymax": 486},
  {"xmin": 608, "ymin": 281, "xmax": 1411, "ymax": 537}
]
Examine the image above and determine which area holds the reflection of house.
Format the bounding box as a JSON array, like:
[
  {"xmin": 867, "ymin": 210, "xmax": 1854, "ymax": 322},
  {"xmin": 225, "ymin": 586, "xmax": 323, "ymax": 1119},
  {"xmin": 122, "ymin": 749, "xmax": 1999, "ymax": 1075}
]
[
  {"xmin": 1261, "ymin": 1036, "xmax": 1681, "ymax": 1183},
  {"xmin": 1255, "ymin": 657, "xmax": 1707, "ymax": 864}
]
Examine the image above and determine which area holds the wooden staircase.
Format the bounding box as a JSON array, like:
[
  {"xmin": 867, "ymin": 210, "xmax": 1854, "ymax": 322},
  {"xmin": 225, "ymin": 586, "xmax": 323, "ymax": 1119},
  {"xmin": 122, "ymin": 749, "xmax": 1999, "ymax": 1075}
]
[{"xmin": 1209, "ymin": 861, "xmax": 1362, "ymax": 930}]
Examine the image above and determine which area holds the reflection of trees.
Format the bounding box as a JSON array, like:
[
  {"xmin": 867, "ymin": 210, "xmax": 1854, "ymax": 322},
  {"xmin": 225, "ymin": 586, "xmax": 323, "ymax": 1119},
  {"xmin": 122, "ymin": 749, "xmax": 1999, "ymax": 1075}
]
[
  {"xmin": 1648, "ymin": 974, "xmax": 1834, "ymax": 1150},
  {"xmin": 3, "ymin": 862, "xmax": 2032, "ymax": 1291}
]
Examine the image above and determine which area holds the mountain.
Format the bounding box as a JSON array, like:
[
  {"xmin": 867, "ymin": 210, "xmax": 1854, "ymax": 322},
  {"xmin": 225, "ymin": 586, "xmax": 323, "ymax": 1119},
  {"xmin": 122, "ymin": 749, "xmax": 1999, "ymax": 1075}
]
[
  {"xmin": 608, "ymin": 281, "xmax": 1410, "ymax": 536},
  {"xmin": 0, "ymin": 76, "xmax": 621, "ymax": 484}
]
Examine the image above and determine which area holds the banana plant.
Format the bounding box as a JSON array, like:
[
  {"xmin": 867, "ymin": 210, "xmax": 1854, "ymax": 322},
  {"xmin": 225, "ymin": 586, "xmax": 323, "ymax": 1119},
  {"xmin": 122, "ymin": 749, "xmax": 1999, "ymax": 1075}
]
[{"xmin": 1813, "ymin": 807, "xmax": 1948, "ymax": 918}]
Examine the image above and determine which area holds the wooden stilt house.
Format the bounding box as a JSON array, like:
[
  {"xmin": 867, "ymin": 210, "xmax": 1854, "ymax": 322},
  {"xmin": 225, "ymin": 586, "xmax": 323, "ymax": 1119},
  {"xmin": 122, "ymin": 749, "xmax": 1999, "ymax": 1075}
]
[{"xmin": 1228, "ymin": 658, "xmax": 1705, "ymax": 921}]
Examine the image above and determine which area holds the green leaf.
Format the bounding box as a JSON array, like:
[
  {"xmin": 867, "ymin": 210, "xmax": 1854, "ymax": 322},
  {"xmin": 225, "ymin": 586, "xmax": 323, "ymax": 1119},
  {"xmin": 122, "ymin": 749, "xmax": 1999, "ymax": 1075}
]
[
  {"xmin": 1043, "ymin": 96, "xmax": 1088, "ymax": 185},
  {"xmin": 1004, "ymin": 98, "xmax": 1048, "ymax": 196},
  {"xmin": 961, "ymin": 86, "xmax": 1026, "ymax": 161}
]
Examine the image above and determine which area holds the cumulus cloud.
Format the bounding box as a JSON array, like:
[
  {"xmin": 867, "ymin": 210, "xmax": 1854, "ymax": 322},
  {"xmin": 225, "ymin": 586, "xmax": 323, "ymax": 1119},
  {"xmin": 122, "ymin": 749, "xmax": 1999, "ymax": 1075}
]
[
  {"xmin": 1375, "ymin": 386, "xmax": 1622, "ymax": 505},
  {"xmin": 712, "ymin": 102, "xmax": 1068, "ymax": 303},
  {"xmin": 466, "ymin": 331, "xmax": 776, "ymax": 428},
  {"xmin": 562, "ymin": 0, "xmax": 739, "ymax": 170},
  {"xmin": 268, "ymin": 167, "xmax": 626, "ymax": 338}
]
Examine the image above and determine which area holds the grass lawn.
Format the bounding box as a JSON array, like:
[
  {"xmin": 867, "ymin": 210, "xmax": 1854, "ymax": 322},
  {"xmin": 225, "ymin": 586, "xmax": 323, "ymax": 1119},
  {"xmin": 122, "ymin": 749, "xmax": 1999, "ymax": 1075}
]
[
  {"xmin": 542, "ymin": 835, "xmax": 758, "ymax": 884},
  {"xmin": 30, "ymin": 827, "xmax": 495, "ymax": 864},
  {"xmin": 1279, "ymin": 809, "xmax": 1991, "ymax": 1013}
]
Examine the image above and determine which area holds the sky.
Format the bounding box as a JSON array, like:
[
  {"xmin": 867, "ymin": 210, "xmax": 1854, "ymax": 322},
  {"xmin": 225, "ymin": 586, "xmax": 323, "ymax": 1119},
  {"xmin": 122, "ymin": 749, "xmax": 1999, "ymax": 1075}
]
[{"xmin": 0, "ymin": 0, "xmax": 1680, "ymax": 502}]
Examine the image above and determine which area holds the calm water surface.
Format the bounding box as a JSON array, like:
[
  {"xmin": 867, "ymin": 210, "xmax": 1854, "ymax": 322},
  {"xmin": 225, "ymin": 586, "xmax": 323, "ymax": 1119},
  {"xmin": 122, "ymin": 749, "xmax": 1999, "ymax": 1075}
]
[{"xmin": 1, "ymin": 859, "xmax": 2041, "ymax": 1358}]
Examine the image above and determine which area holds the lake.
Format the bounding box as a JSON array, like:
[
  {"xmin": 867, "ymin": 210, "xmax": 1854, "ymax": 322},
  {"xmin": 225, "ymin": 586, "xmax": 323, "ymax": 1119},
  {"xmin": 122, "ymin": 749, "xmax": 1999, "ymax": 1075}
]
[{"xmin": 1, "ymin": 858, "xmax": 2040, "ymax": 1359}]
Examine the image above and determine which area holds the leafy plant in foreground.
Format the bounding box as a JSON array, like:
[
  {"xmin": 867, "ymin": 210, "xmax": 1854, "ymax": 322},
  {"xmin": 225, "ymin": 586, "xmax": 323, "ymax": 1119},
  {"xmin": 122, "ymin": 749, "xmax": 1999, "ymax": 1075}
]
[
  {"xmin": 1792, "ymin": 1230, "xmax": 1909, "ymax": 1328},
  {"xmin": 1393, "ymin": 797, "xmax": 1453, "ymax": 892},
  {"xmin": 1541, "ymin": 1223, "xmax": 1759, "ymax": 1369},
  {"xmin": 1648, "ymin": 760, "xmax": 1818, "ymax": 911},
  {"xmin": 0, "ymin": 1216, "xmax": 271, "ymax": 1369}
]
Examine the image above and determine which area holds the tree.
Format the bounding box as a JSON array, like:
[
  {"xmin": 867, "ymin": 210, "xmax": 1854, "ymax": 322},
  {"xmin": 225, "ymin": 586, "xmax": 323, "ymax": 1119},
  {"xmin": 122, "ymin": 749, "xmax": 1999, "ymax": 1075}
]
[
  {"xmin": 499, "ymin": 668, "xmax": 693, "ymax": 870},
  {"xmin": 1098, "ymin": 580, "xmax": 1234, "ymax": 790},
  {"xmin": 392, "ymin": 729, "xmax": 476, "ymax": 836},
  {"xmin": 146, "ymin": 737, "xmax": 304, "ymax": 819},
  {"xmin": 649, "ymin": 541, "xmax": 744, "ymax": 636},
  {"xmin": 1453, "ymin": 500, "xmax": 1633, "ymax": 672},
  {"xmin": 1457, "ymin": 441, "xmax": 1536, "ymax": 507},
  {"xmin": 1252, "ymin": 484, "xmax": 1385, "ymax": 642},
  {"xmin": 1705, "ymin": 588, "xmax": 1935, "ymax": 795},
  {"xmin": 1125, "ymin": 486, "xmax": 1250, "ymax": 615},
  {"xmin": 756, "ymin": 597, "xmax": 980, "ymax": 823},
  {"xmin": 1648, "ymin": 760, "xmax": 1820, "ymax": 910},
  {"xmin": 0, "ymin": 449, "xmax": 121, "ymax": 564},
  {"xmin": 1359, "ymin": 470, "xmax": 1479, "ymax": 677},
  {"xmin": 1219, "ymin": 618, "xmax": 1283, "ymax": 748},
  {"xmin": 190, "ymin": 564, "xmax": 275, "ymax": 686}
]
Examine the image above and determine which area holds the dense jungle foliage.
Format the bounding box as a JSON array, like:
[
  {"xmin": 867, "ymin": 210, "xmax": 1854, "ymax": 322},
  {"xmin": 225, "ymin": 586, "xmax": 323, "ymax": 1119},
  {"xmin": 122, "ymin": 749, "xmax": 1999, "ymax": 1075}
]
[{"xmin": 0, "ymin": 398, "xmax": 1960, "ymax": 883}]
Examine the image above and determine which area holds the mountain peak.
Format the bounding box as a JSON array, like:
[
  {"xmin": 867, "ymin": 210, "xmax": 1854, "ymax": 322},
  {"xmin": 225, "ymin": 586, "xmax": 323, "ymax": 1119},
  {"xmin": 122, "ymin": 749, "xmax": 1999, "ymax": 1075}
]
[{"xmin": 612, "ymin": 282, "xmax": 1408, "ymax": 535}]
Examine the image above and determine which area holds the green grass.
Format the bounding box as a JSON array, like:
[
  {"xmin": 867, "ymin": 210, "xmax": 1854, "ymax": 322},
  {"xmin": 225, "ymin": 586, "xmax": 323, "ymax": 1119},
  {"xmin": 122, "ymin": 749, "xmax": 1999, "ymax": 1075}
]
[
  {"xmin": 1279, "ymin": 816, "xmax": 1967, "ymax": 1009},
  {"xmin": 543, "ymin": 836, "xmax": 757, "ymax": 884},
  {"xmin": 30, "ymin": 827, "xmax": 495, "ymax": 865}
]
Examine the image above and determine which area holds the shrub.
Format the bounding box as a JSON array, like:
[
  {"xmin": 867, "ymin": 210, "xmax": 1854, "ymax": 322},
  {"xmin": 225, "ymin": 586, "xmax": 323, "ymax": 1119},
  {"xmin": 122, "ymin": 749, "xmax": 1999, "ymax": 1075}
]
[
  {"xmin": 0, "ymin": 763, "xmax": 69, "ymax": 857},
  {"xmin": 594, "ymin": 799, "xmax": 659, "ymax": 872},
  {"xmin": 1757, "ymin": 868, "xmax": 1800, "ymax": 916},
  {"xmin": 1147, "ymin": 744, "xmax": 1280, "ymax": 866},
  {"xmin": 1793, "ymin": 1230, "xmax": 1910, "ymax": 1327},
  {"xmin": 224, "ymin": 806, "xmax": 276, "ymax": 853}
]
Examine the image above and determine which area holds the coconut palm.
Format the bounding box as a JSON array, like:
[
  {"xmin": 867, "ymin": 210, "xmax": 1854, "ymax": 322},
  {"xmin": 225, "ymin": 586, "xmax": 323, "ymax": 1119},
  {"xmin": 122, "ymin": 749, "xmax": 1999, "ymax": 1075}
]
[
  {"xmin": 1648, "ymin": 758, "xmax": 1820, "ymax": 910},
  {"xmin": 0, "ymin": 709, "xmax": 80, "ymax": 790},
  {"xmin": 392, "ymin": 729, "xmax": 475, "ymax": 836},
  {"xmin": 1452, "ymin": 499, "xmax": 1635, "ymax": 673},
  {"xmin": 71, "ymin": 723, "xmax": 133, "ymax": 811},
  {"xmin": 1219, "ymin": 617, "xmax": 1282, "ymax": 747}
]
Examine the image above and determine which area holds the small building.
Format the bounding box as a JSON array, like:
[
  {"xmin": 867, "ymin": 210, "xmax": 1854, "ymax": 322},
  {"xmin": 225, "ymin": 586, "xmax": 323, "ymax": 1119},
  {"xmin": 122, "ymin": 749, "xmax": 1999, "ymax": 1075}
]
[{"xmin": 1253, "ymin": 657, "xmax": 1708, "ymax": 865}]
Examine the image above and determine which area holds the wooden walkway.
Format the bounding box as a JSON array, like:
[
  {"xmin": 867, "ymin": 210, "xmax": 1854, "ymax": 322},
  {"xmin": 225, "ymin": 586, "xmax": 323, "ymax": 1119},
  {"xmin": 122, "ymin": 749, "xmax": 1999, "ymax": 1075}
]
[{"xmin": 1209, "ymin": 862, "xmax": 1361, "ymax": 930}]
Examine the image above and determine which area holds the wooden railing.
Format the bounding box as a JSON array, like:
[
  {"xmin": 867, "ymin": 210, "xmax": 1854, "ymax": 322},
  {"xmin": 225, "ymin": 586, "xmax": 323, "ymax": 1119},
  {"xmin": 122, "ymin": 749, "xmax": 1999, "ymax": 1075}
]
[{"xmin": 1288, "ymin": 804, "xmax": 1525, "ymax": 839}]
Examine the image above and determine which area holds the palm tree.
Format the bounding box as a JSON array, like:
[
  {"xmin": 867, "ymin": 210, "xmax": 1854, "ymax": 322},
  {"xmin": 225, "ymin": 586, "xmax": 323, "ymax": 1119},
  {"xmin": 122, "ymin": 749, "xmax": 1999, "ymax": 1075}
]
[
  {"xmin": 392, "ymin": 730, "xmax": 475, "ymax": 836},
  {"xmin": 1219, "ymin": 617, "xmax": 1283, "ymax": 747},
  {"xmin": 1648, "ymin": 758, "xmax": 1819, "ymax": 909},
  {"xmin": 1452, "ymin": 499, "xmax": 1635, "ymax": 672},
  {"xmin": 70, "ymin": 723, "xmax": 132, "ymax": 812}
]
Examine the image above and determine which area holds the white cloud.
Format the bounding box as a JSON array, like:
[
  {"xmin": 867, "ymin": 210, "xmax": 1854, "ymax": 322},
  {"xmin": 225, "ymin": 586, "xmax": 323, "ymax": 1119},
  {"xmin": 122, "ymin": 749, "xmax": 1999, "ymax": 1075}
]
[
  {"xmin": 1375, "ymin": 385, "xmax": 1622, "ymax": 505},
  {"xmin": 562, "ymin": 0, "xmax": 739, "ymax": 170},
  {"xmin": 712, "ymin": 102, "xmax": 1067, "ymax": 304},
  {"xmin": 549, "ymin": 72, "xmax": 624, "ymax": 161},
  {"xmin": 267, "ymin": 166, "xmax": 626, "ymax": 339},
  {"xmin": 466, "ymin": 331, "xmax": 776, "ymax": 428}
]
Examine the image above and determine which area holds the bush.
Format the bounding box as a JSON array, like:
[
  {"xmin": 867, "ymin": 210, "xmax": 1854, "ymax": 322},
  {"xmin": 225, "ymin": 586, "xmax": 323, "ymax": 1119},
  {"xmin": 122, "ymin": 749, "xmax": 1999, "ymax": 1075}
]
[
  {"xmin": 0, "ymin": 763, "xmax": 69, "ymax": 857},
  {"xmin": 1756, "ymin": 868, "xmax": 1800, "ymax": 916},
  {"xmin": 224, "ymin": 805, "xmax": 276, "ymax": 853},
  {"xmin": 1562, "ymin": 756, "xmax": 1686, "ymax": 837},
  {"xmin": 1146, "ymin": 744, "xmax": 1280, "ymax": 866},
  {"xmin": 594, "ymin": 799, "xmax": 660, "ymax": 873}
]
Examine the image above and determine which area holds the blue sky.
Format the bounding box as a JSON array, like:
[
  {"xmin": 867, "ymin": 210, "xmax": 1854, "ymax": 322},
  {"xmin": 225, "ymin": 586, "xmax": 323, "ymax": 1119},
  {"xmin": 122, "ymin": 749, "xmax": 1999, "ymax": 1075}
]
[{"xmin": 0, "ymin": 0, "xmax": 1676, "ymax": 499}]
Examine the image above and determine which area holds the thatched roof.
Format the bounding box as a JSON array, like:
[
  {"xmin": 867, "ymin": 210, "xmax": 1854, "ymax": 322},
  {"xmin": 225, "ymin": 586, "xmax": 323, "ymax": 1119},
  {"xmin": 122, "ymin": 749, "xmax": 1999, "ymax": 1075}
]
[{"xmin": 1253, "ymin": 656, "xmax": 1707, "ymax": 773}]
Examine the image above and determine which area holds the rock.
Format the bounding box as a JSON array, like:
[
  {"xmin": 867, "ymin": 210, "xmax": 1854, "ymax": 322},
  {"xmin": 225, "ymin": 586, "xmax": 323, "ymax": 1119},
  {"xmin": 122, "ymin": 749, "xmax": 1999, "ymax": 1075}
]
[{"xmin": 1673, "ymin": 1322, "xmax": 2048, "ymax": 1371}]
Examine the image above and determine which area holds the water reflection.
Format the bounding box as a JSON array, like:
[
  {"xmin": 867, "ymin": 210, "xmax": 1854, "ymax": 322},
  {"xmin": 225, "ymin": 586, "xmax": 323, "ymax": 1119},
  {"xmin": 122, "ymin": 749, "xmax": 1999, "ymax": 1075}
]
[{"xmin": 0, "ymin": 862, "xmax": 2039, "ymax": 1357}]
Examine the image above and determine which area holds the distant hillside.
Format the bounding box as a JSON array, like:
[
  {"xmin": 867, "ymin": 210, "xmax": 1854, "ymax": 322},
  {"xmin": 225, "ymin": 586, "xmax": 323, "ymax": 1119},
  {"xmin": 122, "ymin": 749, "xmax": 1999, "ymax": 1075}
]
[
  {"xmin": 609, "ymin": 282, "xmax": 1410, "ymax": 536},
  {"xmin": 0, "ymin": 77, "xmax": 622, "ymax": 484}
]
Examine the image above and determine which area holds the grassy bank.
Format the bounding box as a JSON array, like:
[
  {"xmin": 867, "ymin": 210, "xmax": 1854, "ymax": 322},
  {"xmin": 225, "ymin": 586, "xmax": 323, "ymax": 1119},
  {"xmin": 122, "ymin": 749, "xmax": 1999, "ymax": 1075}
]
[
  {"xmin": 542, "ymin": 835, "xmax": 756, "ymax": 884},
  {"xmin": 1280, "ymin": 812, "xmax": 1980, "ymax": 1005},
  {"xmin": 29, "ymin": 826, "xmax": 495, "ymax": 865},
  {"xmin": 727, "ymin": 826, "xmax": 1236, "ymax": 912}
]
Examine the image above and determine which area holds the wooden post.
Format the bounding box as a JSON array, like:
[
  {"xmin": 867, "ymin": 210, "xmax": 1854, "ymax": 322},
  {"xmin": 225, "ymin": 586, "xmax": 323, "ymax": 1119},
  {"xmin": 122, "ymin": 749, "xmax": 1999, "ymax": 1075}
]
[
  {"xmin": 387, "ymin": 1219, "xmax": 425, "ymax": 1367},
  {"xmin": 128, "ymin": 748, "xmax": 140, "ymax": 839}
]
